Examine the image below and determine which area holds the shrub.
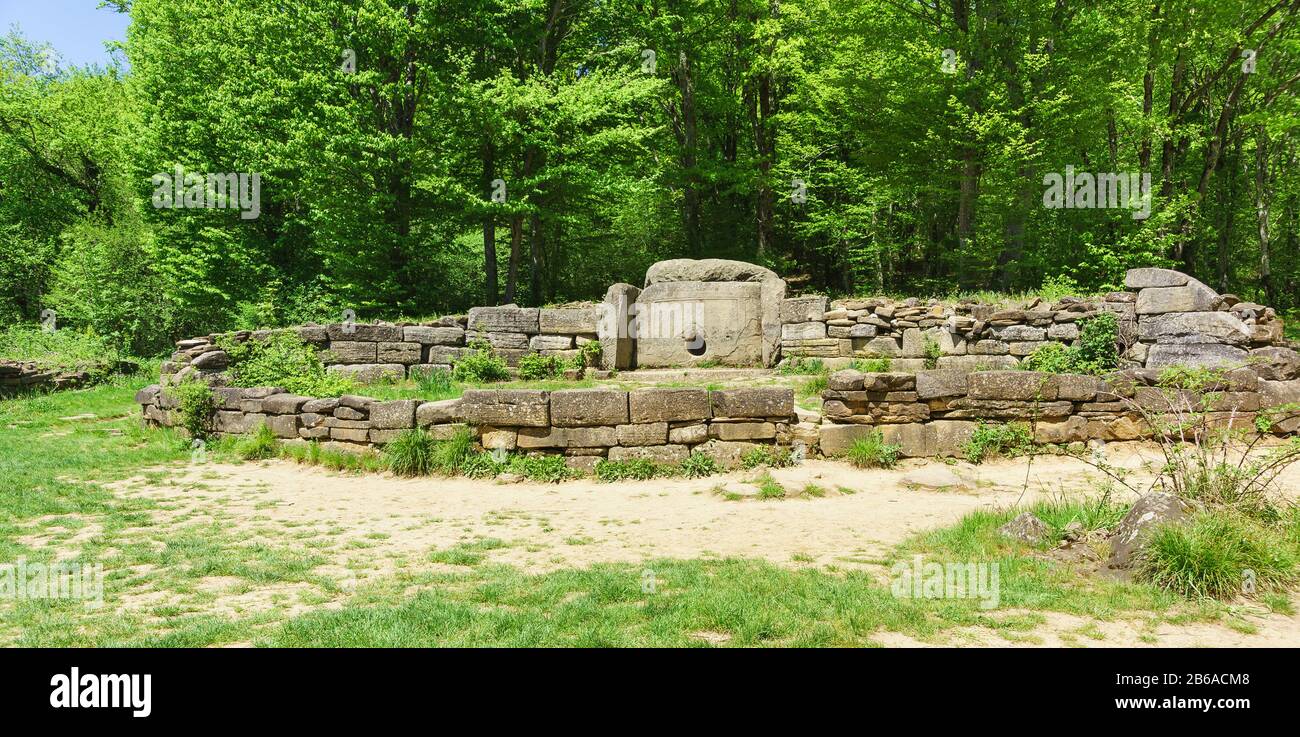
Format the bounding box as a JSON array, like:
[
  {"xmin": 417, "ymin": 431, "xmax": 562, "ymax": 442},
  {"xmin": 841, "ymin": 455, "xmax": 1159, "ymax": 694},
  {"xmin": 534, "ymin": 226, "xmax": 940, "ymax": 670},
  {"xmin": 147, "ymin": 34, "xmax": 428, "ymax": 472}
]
[
  {"xmin": 1038, "ymin": 273, "xmax": 1082, "ymax": 302},
  {"xmin": 962, "ymin": 422, "xmax": 1034, "ymax": 464},
  {"xmin": 222, "ymin": 332, "xmax": 356, "ymax": 396},
  {"xmin": 577, "ymin": 340, "xmax": 603, "ymax": 368},
  {"xmin": 506, "ymin": 454, "xmax": 574, "ymax": 483},
  {"xmin": 680, "ymin": 451, "xmax": 719, "ymax": 479},
  {"xmin": 740, "ymin": 445, "xmax": 794, "ymax": 469},
  {"xmin": 385, "ymin": 429, "xmax": 439, "ymax": 476},
  {"xmin": 1019, "ymin": 313, "xmax": 1119, "ymax": 375},
  {"xmin": 1022, "ymin": 341, "xmax": 1076, "ymax": 374},
  {"xmin": 235, "ymin": 422, "xmax": 279, "ymax": 460},
  {"xmin": 452, "ymin": 340, "xmax": 509, "ymax": 383},
  {"xmin": 517, "ymin": 352, "xmax": 569, "ymax": 380},
  {"xmin": 0, "ymin": 324, "xmax": 127, "ymax": 381},
  {"xmin": 851, "ymin": 357, "xmax": 892, "ymax": 372},
  {"xmin": 844, "ymin": 430, "xmax": 901, "ymax": 469},
  {"xmin": 595, "ymin": 458, "xmax": 659, "ymax": 481},
  {"xmin": 1137, "ymin": 512, "xmax": 1299, "ymax": 599},
  {"xmin": 779, "ymin": 357, "xmax": 828, "ymax": 376},
  {"xmin": 922, "ymin": 334, "xmax": 942, "ymax": 370},
  {"xmin": 1074, "ymin": 312, "xmax": 1119, "ymax": 373},
  {"xmin": 172, "ymin": 378, "xmax": 217, "ymax": 440},
  {"xmin": 460, "ymin": 451, "xmax": 508, "ymax": 478}
]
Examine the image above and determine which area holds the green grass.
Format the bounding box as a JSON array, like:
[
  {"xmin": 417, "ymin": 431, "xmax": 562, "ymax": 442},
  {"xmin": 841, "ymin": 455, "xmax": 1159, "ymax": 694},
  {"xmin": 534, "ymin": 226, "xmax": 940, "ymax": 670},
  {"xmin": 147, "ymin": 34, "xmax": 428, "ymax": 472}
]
[
  {"xmin": 1, "ymin": 379, "xmax": 1289, "ymax": 647},
  {"xmin": 843, "ymin": 430, "xmax": 901, "ymax": 469},
  {"xmin": 0, "ymin": 324, "xmax": 128, "ymax": 378},
  {"xmin": 1137, "ymin": 511, "xmax": 1300, "ymax": 599}
]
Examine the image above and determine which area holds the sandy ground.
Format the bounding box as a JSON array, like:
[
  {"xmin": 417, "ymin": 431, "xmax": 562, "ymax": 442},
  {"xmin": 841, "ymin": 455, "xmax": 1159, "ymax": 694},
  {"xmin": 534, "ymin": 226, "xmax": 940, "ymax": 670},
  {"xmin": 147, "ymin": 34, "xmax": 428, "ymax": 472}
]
[{"xmin": 77, "ymin": 444, "xmax": 1300, "ymax": 647}]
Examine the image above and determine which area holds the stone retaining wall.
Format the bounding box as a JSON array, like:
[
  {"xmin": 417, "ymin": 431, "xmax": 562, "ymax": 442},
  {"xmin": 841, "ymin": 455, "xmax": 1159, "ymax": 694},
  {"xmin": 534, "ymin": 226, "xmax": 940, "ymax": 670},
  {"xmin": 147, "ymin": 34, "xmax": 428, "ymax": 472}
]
[
  {"xmin": 780, "ymin": 268, "xmax": 1288, "ymax": 371},
  {"xmin": 161, "ymin": 305, "xmax": 602, "ymax": 387},
  {"xmin": 135, "ymin": 384, "xmax": 802, "ymax": 472},
  {"xmin": 819, "ymin": 366, "xmax": 1300, "ymax": 458},
  {"xmin": 0, "ymin": 359, "xmax": 94, "ymax": 395}
]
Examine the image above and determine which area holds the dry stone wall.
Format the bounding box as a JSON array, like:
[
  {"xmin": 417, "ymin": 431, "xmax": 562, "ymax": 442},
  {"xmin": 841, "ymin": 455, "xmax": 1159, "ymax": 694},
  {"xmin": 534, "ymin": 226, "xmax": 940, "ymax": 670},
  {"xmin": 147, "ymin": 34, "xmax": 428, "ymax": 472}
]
[
  {"xmin": 159, "ymin": 305, "xmax": 602, "ymax": 387},
  {"xmin": 136, "ymin": 384, "xmax": 799, "ymax": 472},
  {"xmin": 0, "ymin": 360, "xmax": 94, "ymax": 395},
  {"xmin": 780, "ymin": 268, "xmax": 1288, "ymax": 371},
  {"xmin": 819, "ymin": 365, "xmax": 1300, "ymax": 458}
]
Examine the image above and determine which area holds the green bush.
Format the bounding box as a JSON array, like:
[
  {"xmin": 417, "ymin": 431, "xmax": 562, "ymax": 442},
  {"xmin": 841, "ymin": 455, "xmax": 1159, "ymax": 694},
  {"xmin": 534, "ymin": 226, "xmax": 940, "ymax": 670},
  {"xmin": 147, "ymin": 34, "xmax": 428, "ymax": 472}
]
[
  {"xmin": 961, "ymin": 422, "xmax": 1034, "ymax": 464},
  {"xmin": 432, "ymin": 427, "xmax": 477, "ymax": 473},
  {"xmin": 460, "ymin": 451, "xmax": 508, "ymax": 478},
  {"xmin": 779, "ymin": 357, "xmax": 828, "ymax": 376},
  {"xmin": 680, "ymin": 451, "xmax": 719, "ymax": 478},
  {"xmin": 1022, "ymin": 313, "xmax": 1119, "ymax": 375},
  {"xmin": 385, "ymin": 429, "xmax": 440, "ymax": 476},
  {"xmin": 577, "ymin": 339, "xmax": 603, "ymax": 368},
  {"xmin": 517, "ymin": 352, "xmax": 570, "ymax": 380},
  {"xmin": 172, "ymin": 378, "xmax": 217, "ymax": 440},
  {"xmin": 452, "ymin": 340, "xmax": 510, "ymax": 383},
  {"xmin": 1137, "ymin": 512, "xmax": 1299, "ymax": 599},
  {"xmin": 850, "ymin": 357, "xmax": 892, "ymax": 372},
  {"xmin": 595, "ymin": 458, "xmax": 659, "ymax": 481},
  {"xmin": 740, "ymin": 445, "xmax": 794, "ymax": 469},
  {"xmin": 222, "ymin": 332, "xmax": 356, "ymax": 397},
  {"xmin": 922, "ymin": 334, "xmax": 942, "ymax": 370},
  {"xmin": 844, "ymin": 430, "xmax": 901, "ymax": 469},
  {"xmin": 235, "ymin": 422, "xmax": 279, "ymax": 460},
  {"xmin": 506, "ymin": 454, "xmax": 574, "ymax": 483},
  {"xmin": 0, "ymin": 324, "xmax": 127, "ymax": 381}
]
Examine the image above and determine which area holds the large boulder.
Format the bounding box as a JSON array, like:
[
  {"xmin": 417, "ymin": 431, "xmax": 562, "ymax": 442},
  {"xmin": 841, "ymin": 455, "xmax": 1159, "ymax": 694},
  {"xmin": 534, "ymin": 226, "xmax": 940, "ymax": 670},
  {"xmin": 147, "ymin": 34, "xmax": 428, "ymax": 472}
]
[
  {"xmin": 1135, "ymin": 280, "xmax": 1218, "ymax": 314},
  {"xmin": 1249, "ymin": 347, "xmax": 1300, "ymax": 381},
  {"xmin": 1145, "ymin": 343, "xmax": 1248, "ymax": 369},
  {"xmin": 1124, "ymin": 268, "xmax": 1191, "ymax": 289},
  {"xmin": 1137, "ymin": 311, "xmax": 1252, "ymax": 345},
  {"xmin": 644, "ymin": 258, "xmax": 779, "ymax": 287},
  {"xmin": 999, "ymin": 513, "xmax": 1052, "ymax": 544},
  {"xmin": 1108, "ymin": 492, "xmax": 1196, "ymax": 569}
]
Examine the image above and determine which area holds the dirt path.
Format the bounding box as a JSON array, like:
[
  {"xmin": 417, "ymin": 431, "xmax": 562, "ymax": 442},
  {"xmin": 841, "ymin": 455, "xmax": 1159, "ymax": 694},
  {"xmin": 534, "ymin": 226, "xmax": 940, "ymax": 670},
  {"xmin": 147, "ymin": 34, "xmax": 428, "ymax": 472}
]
[{"xmin": 94, "ymin": 445, "xmax": 1300, "ymax": 647}]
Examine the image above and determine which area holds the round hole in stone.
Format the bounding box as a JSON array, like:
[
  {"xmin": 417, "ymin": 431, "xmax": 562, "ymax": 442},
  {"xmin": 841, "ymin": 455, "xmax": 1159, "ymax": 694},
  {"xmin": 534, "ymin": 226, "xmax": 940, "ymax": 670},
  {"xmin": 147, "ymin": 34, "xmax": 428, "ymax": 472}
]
[{"xmin": 686, "ymin": 338, "xmax": 707, "ymax": 357}]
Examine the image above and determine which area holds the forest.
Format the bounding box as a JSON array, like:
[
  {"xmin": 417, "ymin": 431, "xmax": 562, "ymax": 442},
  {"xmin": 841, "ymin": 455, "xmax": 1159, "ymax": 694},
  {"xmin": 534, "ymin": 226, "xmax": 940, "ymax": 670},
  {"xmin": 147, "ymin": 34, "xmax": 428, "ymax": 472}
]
[{"xmin": 2, "ymin": 0, "xmax": 1299, "ymax": 356}]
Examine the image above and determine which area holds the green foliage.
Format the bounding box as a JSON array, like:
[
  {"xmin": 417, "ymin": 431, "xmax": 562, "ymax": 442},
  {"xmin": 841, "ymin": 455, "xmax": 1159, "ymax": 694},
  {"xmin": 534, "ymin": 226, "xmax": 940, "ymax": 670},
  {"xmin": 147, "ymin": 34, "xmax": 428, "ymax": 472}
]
[
  {"xmin": 844, "ymin": 431, "xmax": 901, "ymax": 469},
  {"xmin": 754, "ymin": 472, "xmax": 786, "ymax": 500},
  {"xmin": 172, "ymin": 378, "xmax": 216, "ymax": 440},
  {"xmin": 577, "ymin": 340, "xmax": 602, "ymax": 368},
  {"xmin": 414, "ymin": 367, "xmax": 455, "ymax": 398},
  {"xmin": 850, "ymin": 358, "xmax": 893, "ymax": 373},
  {"xmin": 1038, "ymin": 274, "xmax": 1083, "ymax": 302},
  {"xmin": 222, "ymin": 332, "xmax": 355, "ymax": 397},
  {"xmin": 517, "ymin": 353, "xmax": 571, "ymax": 381},
  {"xmin": 679, "ymin": 451, "xmax": 719, "ymax": 479},
  {"xmin": 384, "ymin": 429, "xmax": 440, "ymax": 477},
  {"xmin": 595, "ymin": 458, "xmax": 659, "ymax": 482},
  {"xmin": 922, "ymin": 335, "xmax": 942, "ymax": 370},
  {"xmin": 1021, "ymin": 313, "xmax": 1118, "ymax": 375},
  {"xmin": 740, "ymin": 445, "xmax": 794, "ymax": 470},
  {"xmin": 452, "ymin": 340, "xmax": 510, "ymax": 383},
  {"xmin": 1073, "ymin": 313, "xmax": 1119, "ymax": 373},
  {"xmin": 1137, "ymin": 512, "xmax": 1299, "ymax": 599},
  {"xmin": 779, "ymin": 357, "xmax": 828, "ymax": 376},
  {"xmin": 962, "ymin": 422, "xmax": 1034, "ymax": 464},
  {"xmin": 235, "ymin": 422, "xmax": 279, "ymax": 461},
  {"xmin": 0, "ymin": 324, "xmax": 126, "ymax": 380},
  {"xmin": 505, "ymin": 454, "xmax": 574, "ymax": 483}
]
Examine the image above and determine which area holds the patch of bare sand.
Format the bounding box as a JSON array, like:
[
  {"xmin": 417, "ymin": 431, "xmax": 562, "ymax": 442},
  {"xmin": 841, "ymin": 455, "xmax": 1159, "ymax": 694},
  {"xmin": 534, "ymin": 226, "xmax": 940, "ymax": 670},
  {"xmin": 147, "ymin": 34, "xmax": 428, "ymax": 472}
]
[
  {"xmin": 113, "ymin": 454, "xmax": 1133, "ymax": 575},
  {"xmin": 102, "ymin": 443, "xmax": 1300, "ymax": 646}
]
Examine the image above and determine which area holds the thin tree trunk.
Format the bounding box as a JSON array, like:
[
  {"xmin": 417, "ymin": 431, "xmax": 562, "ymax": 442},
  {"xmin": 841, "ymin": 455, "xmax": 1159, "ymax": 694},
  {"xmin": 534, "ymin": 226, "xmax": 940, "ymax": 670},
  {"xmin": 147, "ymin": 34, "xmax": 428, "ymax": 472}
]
[{"xmin": 482, "ymin": 138, "xmax": 498, "ymax": 305}]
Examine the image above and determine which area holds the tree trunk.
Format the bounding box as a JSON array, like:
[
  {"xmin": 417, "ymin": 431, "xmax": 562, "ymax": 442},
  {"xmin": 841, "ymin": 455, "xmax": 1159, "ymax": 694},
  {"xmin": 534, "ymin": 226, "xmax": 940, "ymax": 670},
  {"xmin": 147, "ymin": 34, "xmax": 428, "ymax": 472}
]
[{"xmin": 482, "ymin": 137, "xmax": 498, "ymax": 305}]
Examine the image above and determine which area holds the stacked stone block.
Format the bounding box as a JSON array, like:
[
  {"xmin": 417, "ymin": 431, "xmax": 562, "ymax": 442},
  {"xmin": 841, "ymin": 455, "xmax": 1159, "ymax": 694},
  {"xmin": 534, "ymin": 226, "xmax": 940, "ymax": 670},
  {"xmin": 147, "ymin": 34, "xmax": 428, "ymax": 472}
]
[
  {"xmin": 819, "ymin": 363, "xmax": 1300, "ymax": 458},
  {"xmin": 159, "ymin": 305, "xmax": 601, "ymax": 387},
  {"xmin": 779, "ymin": 268, "xmax": 1288, "ymax": 371},
  {"xmin": 135, "ymin": 384, "xmax": 798, "ymax": 473},
  {"xmin": 0, "ymin": 360, "xmax": 92, "ymax": 395}
]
